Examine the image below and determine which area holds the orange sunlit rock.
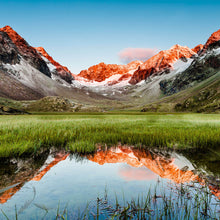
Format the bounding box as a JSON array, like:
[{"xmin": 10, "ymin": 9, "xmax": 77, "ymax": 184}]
[
  {"xmin": 192, "ymin": 44, "xmax": 204, "ymax": 53},
  {"xmin": 0, "ymin": 26, "xmax": 43, "ymax": 61},
  {"xmin": 78, "ymin": 61, "xmax": 142, "ymax": 82},
  {"xmin": 203, "ymin": 29, "xmax": 220, "ymax": 50},
  {"xmin": 129, "ymin": 45, "xmax": 195, "ymax": 84},
  {"xmin": 35, "ymin": 47, "xmax": 75, "ymax": 77}
]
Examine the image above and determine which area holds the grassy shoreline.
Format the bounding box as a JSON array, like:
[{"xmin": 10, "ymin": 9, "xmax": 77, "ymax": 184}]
[{"xmin": 0, "ymin": 113, "xmax": 219, "ymax": 158}]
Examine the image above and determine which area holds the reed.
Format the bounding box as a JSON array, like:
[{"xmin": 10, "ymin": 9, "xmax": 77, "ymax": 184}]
[
  {"xmin": 1, "ymin": 181, "xmax": 219, "ymax": 219},
  {"xmin": 54, "ymin": 182, "xmax": 219, "ymax": 219}
]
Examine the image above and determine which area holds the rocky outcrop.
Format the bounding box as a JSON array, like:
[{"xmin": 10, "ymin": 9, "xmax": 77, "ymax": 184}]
[
  {"xmin": 35, "ymin": 47, "xmax": 74, "ymax": 83},
  {"xmin": 129, "ymin": 45, "xmax": 196, "ymax": 84},
  {"xmin": 192, "ymin": 44, "xmax": 203, "ymax": 53},
  {"xmin": 78, "ymin": 61, "xmax": 142, "ymax": 82},
  {"xmin": 201, "ymin": 29, "xmax": 220, "ymax": 53},
  {"xmin": 0, "ymin": 31, "xmax": 20, "ymax": 65},
  {"xmin": 0, "ymin": 26, "xmax": 51, "ymax": 77},
  {"xmin": 160, "ymin": 44, "xmax": 220, "ymax": 96},
  {"xmin": 0, "ymin": 105, "xmax": 28, "ymax": 114},
  {"xmin": 24, "ymin": 96, "xmax": 75, "ymax": 112}
]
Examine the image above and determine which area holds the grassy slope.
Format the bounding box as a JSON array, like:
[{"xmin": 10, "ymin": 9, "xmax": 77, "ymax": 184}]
[
  {"xmin": 0, "ymin": 97, "xmax": 23, "ymax": 110},
  {"xmin": 141, "ymin": 71, "xmax": 220, "ymax": 112},
  {"xmin": 0, "ymin": 114, "xmax": 219, "ymax": 157}
]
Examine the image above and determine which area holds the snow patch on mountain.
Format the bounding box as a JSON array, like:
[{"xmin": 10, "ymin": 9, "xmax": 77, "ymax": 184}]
[
  {"xmin": 213, "ymin": 47, "xmax": 220, "ymax": 55},
  {"xmin": 37, "ymin": 53, "xmax": 72, "ymax": 87},
  {"xmin": 133, "ymin": 58, "xmax": 194, "ymax": 101}
]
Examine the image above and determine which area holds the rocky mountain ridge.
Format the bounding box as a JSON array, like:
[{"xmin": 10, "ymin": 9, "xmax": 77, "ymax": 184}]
[
  {"xmin": 0, "ymin": 26, "xmax": 74, "ymax": 83},
  {"xmin": 0, "ymin": 25, "xmax": 219, "ymax": 112}
]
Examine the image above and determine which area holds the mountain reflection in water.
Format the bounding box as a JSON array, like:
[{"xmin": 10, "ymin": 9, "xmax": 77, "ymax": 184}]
[
  {"xmin": 0, "ymin": 152, "xmax": 69, "ymax": 204},
  {"xmin": 0, "ymin": 146, "xmax": 219, "ymax": 205},
  {"xmin": 87, "ymin": 146, "xmax": 198, "ymax": 184}
]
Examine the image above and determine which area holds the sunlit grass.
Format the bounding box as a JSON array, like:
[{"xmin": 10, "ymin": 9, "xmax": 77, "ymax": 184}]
[{"xmin": 0, "ymin": 113, "xmax": 219, "ymax": 157}]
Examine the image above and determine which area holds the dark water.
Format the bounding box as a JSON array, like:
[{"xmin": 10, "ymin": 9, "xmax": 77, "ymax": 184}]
[{"xmin": 0, "ymin": 147, "xmax": 219, "ymax": 219}]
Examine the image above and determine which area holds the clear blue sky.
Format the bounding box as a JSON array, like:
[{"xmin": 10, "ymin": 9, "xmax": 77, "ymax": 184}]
[{"xmin": 0, "ymin": 0, "xmax": 219, "ymax": 73}]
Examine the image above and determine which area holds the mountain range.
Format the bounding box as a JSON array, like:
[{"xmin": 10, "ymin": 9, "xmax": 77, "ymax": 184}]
[{"xmin": 0, "ymin": 25, "xmax": 219, "ymax": 112}]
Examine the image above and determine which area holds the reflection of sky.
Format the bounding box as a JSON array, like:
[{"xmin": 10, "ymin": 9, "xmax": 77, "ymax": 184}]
[
  {"xmin": 119, "ymin": 164, "xmax": 158, "ymax": 181},
  {"xmin": 0, "ymin": 157, "xmax": 164, "ymax": 219}
]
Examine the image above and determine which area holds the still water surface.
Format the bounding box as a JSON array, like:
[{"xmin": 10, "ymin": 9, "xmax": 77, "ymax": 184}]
[{"xmin": 0, "ymin": 146, "xmax": 219, "ymax": 219}]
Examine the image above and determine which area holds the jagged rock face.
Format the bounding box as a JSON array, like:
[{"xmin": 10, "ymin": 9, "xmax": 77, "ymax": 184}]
[
  {"xmin": 0, "ymin": 26, "xmax": 51, "ymax": 77},
  {"xmin": 35, "ymin": 47, "xmax": 74, "ymax": 83},
  {"xmin": 192, "ymin": 44, "xmax": 204, "ymax": 53},
  {"xmin": 160, "ymin": 42, "xmax": 220, "ymax": 96},
  {"xmin": 0, "ymin": 31, "xmax": 20, "ymax": 65},
  {"xmin": 129, "ymin": 45, "xmax": 196, "ymax": 84},
  {"xmin": 202, "ymin": 29, "xmax": 220, "ymax": 52},
  {"xmin": 78, "ymin": 61, "xmax": 142, "ymax": 82}
]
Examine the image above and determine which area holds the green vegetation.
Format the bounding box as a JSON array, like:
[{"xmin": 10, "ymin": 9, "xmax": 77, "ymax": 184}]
[
  {"xmin": 0, "ymin": 113, "xmax": 219, "ymax": 158},
  {"xmin": 23, "ymin": 96, "xmax": 76, "ymax": 112},
  {"xmin": 142, "ymin": 71, "xmax": 220, "ymax": 113}
]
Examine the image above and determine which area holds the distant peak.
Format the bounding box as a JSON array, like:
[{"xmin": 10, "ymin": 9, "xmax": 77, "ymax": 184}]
[
  {"xmin": 171, "ymin": 44, "xmax": 181, "ymax": 48},
  {"xmin": 0, "ymin": 25, "xmax": 26, "ymax": 45},
  {"xmin": 1, "ymin": 25, "xmax": 13, "ymax": 31},
  {"xmin": 35, "ymin": 46, "xmax": 74, "ymax": 76},
  {"xmin": 204, "ymin": 29, "xmax": 220, "ymax": 49},
  {"xmin": 0, "ymin": 26, "xmax": 18, "ymax": 36},
  {"xmin": 129, "ymin": 44, "xmax": 195, "ymax": 84},
  {"xmin": 35, "ymin": 47, "xmax": 49, "ymax": 57},
  {"xmin": 170, "ymin": 44, "xmax": 189, "ymax": 51},
  {"xmin": 192, "ymin": 44, "xmax": 203, "ymax": 53}
]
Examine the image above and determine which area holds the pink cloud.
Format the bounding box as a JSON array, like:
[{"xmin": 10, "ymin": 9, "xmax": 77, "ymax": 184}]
[{"xmin": 118, "ymin": 48, "xmax": 158, "ymax": 63}]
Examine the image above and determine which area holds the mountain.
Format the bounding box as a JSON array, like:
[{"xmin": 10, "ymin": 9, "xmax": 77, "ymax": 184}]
[
  {"xmin": 77, "ymin": 61, "xmax": 142, "ymax": 85},
  {"xmin": 0, "ymin": 26, "xmax": 75, "ymax": 84},
  {"xmin": 76, "ymin": 45, "xmax": 197, "ymax": 86},
  {"xmin": 35, "ymin": 47, "xmax": 74, "ymax": 84},
  {"xmin": 142, "ymin": 29, "xmax": 220, "ymax": 113},
  {"xmin": 0, "ymin": 26, "xmax": 112, "ymax": 106},
  {"xmin": 192, "ymin": 44, "xmax": 203, "ymax": 53},
  {"xmin": 159, "ymin": 29, "xmax": 220, "ymax": 95},
  {"xmin": 129, "ymin": 45, "xmax": 196, "ymax": 84},
  {"xmin": 0, "ymin": 26, "xmax": 51, "ymax": 77},
  {"xmin": 200, "ymin": 29, "xmax": 220, "ymax": 53},
  {"xmin": 0, "ymin": 25, "xmax": 219, "ymax": 112}
]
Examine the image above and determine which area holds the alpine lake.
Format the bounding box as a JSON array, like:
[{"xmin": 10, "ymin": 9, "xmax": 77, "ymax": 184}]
[{"xmin": 0, "ymin": 113, "xmax": 219, "ymax": 219}]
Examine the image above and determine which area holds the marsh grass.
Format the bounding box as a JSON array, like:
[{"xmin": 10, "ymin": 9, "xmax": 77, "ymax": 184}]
[
  {"xmin": 0, "ymin": 114, "xmax": 219, "ymax": 157},
  {"xmin": 1, "ymin": 178, "xmax": 219, "ymax": 219},
  {"xmin": 78, "ymin": 183, "xmax": 219, "ymax": 219},
  {"xmin": 20, "ymin": 182, "xmax": 219, "ymax": 220}
]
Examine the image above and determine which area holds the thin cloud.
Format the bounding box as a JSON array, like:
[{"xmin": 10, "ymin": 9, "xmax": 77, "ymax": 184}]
[{"xmin": 118, "ymin": 48, "xmax": 158, "ymax": 63}]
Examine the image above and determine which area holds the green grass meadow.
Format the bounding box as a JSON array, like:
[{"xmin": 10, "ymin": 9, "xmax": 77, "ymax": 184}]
[{"xmin": 0, "ymin": 113, "xmax": 220, "ymax": 157}]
